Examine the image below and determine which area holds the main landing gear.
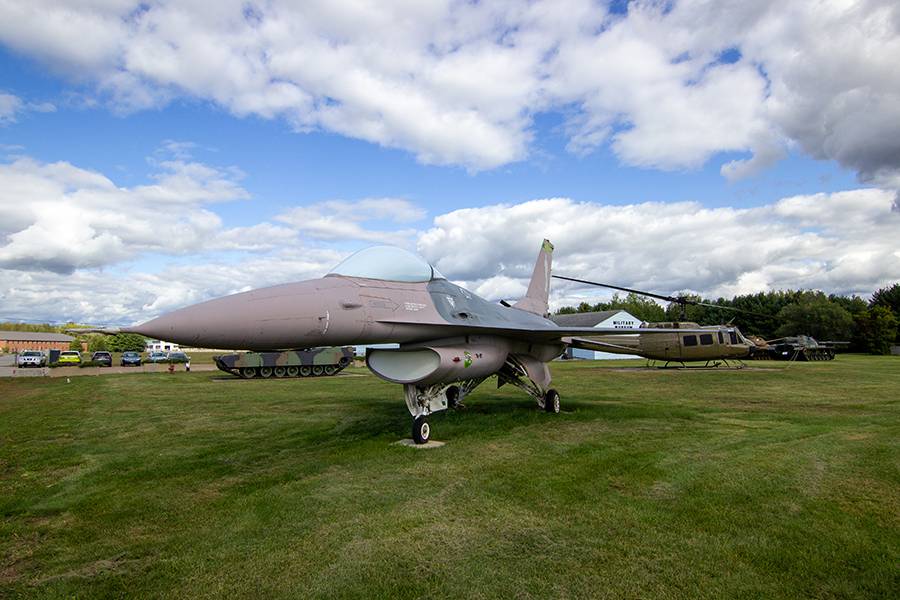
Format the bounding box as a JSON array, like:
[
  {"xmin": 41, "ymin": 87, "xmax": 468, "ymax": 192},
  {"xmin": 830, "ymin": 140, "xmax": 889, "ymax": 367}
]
[
  {"xmin": 403, "ymin": 374, "xmax": 562, "ymax": 445},
  {"xmin": 544, "ymin": 389, "xmax": 561, "ymax": 413}
]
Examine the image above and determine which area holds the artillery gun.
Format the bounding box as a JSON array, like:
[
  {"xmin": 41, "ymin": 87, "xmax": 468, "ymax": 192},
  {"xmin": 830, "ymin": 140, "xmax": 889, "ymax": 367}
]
[{"xmin": 213, "ymin": 347, "xmax": 354, "ymax": 378}]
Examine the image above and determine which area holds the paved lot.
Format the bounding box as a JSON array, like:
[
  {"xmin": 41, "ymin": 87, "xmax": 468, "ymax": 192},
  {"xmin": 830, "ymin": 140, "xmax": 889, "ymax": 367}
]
[{"xmin": 0, "ymin": 362, "xmax": 217, "ymax": 378}]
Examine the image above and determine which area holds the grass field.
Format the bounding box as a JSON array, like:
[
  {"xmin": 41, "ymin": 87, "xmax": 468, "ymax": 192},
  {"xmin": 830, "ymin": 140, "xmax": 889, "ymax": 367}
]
[{"xmin": 1, "ymin": 356, "xmax": 898, "ymax": 598}]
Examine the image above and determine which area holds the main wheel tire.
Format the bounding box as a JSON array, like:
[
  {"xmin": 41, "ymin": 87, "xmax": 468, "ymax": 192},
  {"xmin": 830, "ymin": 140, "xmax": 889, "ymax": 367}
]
[
  {"xmin": 241, "ymin": 367, "xmax": 257, "ymax": 379},
  {"xmin": 299, "ymin": 366, "xmax": 312, "ymax": 377},
  {"xmin": 259, "ymin": 367, "xmax": 273, "ymax": 378},
  {"xmin": 446, "ymin": 385, "xmax": 460, "ymax": 409},
  {"xmin": 544, "ymin": 389, "xmax": 560, "ymax": 414},
  {"xmin": 324, "ymin": 365, "xmax": 336, "ymax": 375},
  {"xmin": 286, "ymin": 366, "xmax": 299, "ymax": 377},
  {"xmin": 274, "ymin": 366, "xmax": 287, "ymax": 378},
  {"xmin": 312, "ymin": 365, "xmax": 324, "ymax": 376},
  {"xmin": 412, "ymin": 416, "xmax": 431, "ymax": 444}
]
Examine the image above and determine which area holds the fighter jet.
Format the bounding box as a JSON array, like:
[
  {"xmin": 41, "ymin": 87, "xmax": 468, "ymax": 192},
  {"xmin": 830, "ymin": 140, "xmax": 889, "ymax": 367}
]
[{"xmin": 89, "ymin": 240, "xmax": 705, "ymax": 443}]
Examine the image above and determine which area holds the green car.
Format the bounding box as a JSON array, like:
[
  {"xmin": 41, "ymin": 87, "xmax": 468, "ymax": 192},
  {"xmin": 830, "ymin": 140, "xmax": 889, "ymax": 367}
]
[{"xmin": 57, "ymin": 351, "xmax": 82, "ymax": 366}]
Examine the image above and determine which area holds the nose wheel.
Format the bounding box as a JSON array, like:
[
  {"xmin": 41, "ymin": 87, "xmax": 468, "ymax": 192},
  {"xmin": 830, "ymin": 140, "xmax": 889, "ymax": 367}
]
[{"xmin": 412, "ymin": 415, "xmax": 431, "ymax": 444}]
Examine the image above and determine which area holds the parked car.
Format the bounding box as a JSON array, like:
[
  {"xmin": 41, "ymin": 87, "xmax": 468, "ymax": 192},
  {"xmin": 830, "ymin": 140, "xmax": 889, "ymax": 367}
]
[
  {"xmin": 91, "ymin": 351, "xmax": 113, "ymax": 367},
  {"xmin": 147, "ymin": 351, "xmax": 169, "ymax": 363},
  {"xmin": 57, "ymin": 351, "xmax": 82, "ymax": 366},
  {"xmin": 167, "ymin": 351, "xmax": 190, "ymax": 363},
  {"xmin": 16, "ymin": 350, "xmax": 46, "ymax": 368},
  {"xmin": 121, "ymin": 351, "xmax": 142, "ymax": 366}
]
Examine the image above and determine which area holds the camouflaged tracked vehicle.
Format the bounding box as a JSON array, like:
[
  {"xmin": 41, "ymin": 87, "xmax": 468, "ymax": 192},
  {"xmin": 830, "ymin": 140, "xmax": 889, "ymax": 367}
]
[
  {"xmin": 765, "ymin": 336, "xmax": 841, "ymax": 361},
  {"xmin": 213, "ymin": 347, "xmax": 354, "ymax": 378}
]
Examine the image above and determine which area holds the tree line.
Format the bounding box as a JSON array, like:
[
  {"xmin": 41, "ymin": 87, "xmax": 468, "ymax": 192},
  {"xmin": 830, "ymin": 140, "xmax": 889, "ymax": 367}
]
[{"xmin": 556, "ymin": 283, "xmax": 900, "ymax": 355}]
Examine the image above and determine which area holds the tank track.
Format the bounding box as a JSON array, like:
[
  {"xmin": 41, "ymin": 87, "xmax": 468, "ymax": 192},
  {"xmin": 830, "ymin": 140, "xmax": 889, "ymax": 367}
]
[{"xmin": 229, "ymin": 361, "xmax": 351, "ymax": 378}]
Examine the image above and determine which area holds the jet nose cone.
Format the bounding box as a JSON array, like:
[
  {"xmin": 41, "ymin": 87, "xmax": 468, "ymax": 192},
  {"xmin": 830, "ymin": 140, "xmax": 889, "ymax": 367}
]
[
  {"xmin": 130, "ymin": 302, "xmax": 220, "ymax": 347},
  {"xmin": 127, "ymin": 278, "xmax": 344, "ymax": 350}
]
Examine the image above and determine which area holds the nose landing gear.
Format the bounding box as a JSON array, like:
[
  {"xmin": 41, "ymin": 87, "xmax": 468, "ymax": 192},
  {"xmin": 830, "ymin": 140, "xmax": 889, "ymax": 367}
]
[{"xmin": 412, "ymin": 415, "xmax": 431, "ymax": 444}]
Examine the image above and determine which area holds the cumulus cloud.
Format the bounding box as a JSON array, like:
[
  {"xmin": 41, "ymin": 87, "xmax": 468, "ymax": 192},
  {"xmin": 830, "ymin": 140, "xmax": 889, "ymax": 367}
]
[
  {"xmin": 0, "ymin": 152, "xmax": 297, "ymax": 274},
  {"xmin": 2, "ymin": 182, "xmax": 897, "ymax": 324},
  {"xmin": 0, "ymin": 92, "xmax": 24, "ymax": 123},
  {"xmin": 1, "ymin": 1, "xmax": 898, "ymax": 181},
  {"xmin": 417, "ymin": 190, "xmax": 900, "ymax": 307},
  {"xmin": 0, "ymin": 91, "xmax": 54, "ymax": 124},
  {"xmin": 0, "ymin": 247, "xmax": 347, "ymax": 324},
  {"xmin": 277, "ymin": 197, "xmax": 426, "ymax": 244}
]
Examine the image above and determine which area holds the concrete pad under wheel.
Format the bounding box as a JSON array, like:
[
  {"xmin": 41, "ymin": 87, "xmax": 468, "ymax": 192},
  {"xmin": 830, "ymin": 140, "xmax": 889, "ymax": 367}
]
[{"xmin": 393, "ymin": 439, "xmax": 445, "ymax": 449}]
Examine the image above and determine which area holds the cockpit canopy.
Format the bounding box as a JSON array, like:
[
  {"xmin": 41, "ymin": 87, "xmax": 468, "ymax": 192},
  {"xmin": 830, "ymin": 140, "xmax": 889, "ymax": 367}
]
[{"xmin": 327, "ymin": 246, "xmax": 445, "ymax": 282}]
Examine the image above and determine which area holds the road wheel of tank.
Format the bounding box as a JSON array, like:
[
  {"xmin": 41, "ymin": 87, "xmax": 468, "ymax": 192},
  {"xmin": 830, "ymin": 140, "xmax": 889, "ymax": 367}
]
[
  {"xmin": 412, "ymin": 415, "xmax": 431, "ymax": 444},
  {"xmin": 324, "ymin": 365, "xmax": 336, "ymax": 375},
  {"xmin": 274, "ymin": 367, "xmax": 287, "ymax": 378},
  {"xmin": 313, "ymin": 365, "xmax": 325, "ymax": 376},
  {"xmin": 259, "ymin": 367, "xmax": 273, "ymax": 378},
  {"xmin": 241, "ymin": 367, "xmax": 257, "ymax": 379},
  {"xmin": 544, "ymin": 389, "xmax": 561, "ymax": 414},
  {"xmin": 299, "ymin": 366, "xmax": 312, "ymax": 377},
  {"xmin": 286, "ymin": 366, "xmax": 299, "ymax": 377},
  {"xmin": 446, "ymin": 385, "xmax": 460, "ymax": 409}
]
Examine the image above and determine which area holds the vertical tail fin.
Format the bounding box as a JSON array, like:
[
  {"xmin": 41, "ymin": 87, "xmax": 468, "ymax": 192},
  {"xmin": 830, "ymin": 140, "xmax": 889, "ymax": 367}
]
[{"xmin": 512, "ymin": 239, "xmax": 553, "ymax": 317}]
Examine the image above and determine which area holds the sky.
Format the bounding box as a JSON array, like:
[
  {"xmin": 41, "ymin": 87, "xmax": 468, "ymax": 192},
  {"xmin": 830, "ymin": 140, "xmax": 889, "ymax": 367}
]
[{"xmin": 0, "ymin": 0, "xmax": 898, "ymax": 325}]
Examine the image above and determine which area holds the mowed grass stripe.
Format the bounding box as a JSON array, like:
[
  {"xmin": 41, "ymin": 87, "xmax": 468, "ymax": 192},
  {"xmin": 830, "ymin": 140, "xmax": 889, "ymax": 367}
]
[{"xmin": 1, "ymin": 356, "xmax": 897, "ymax": 598}]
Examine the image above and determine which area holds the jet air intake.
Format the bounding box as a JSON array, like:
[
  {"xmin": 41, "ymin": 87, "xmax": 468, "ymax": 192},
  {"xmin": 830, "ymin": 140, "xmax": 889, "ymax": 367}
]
[{"xmin": 366, "ymin": 343, "xmax": 507, "ymax": 386}]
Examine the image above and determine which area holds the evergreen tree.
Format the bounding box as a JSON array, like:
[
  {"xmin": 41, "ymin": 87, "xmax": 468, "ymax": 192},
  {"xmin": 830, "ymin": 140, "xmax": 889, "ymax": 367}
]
[
  {"xmin": 775, "ymin": 297, "xmax": 853, "ymax": 341},
  {"xmin": 855, "ymin": 306, "xmax": 898, "ymax": 354},
  {"xmin": 870, "ymin": 283, "xmax": 900, "ymax": 313}
]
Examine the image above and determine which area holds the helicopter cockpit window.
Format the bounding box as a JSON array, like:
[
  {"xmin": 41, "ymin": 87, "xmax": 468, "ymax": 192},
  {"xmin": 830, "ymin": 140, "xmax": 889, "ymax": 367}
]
[
  {"xmin": 729, "ymin": 331, "xmax": 738, "ymax": 344},
  {"xmin": 700, "ymin": 334, "xmax": 713, "ymax": 345},
  {"xmin": 718, "ymin": 331, "xmax": 724, "ymax": 344},
  {"xmin": 327, "ymin": 246, "xmax": 445, "ymax": 282},
  {"xmin": 683, "ymin": 335, "xmax": 698, "ymax": 346}
]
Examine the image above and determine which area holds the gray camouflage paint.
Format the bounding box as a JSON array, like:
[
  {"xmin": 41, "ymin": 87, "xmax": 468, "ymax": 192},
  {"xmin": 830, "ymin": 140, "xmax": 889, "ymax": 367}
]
[{"xmin": 114, "ymin": 240, "xmax": 712, "ymax": 389}]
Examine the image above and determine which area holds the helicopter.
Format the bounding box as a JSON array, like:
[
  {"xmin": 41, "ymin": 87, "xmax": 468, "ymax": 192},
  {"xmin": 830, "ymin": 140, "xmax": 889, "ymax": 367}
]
[{"xmin": 552, "ymin": 275, "xmax": 772, "ymax": 368}]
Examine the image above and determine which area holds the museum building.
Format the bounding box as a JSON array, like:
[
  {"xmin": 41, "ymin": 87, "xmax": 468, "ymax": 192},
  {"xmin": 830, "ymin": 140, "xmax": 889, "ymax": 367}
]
[{"xmin": 551, "ymin": 310, "xmax": 642, "ymax": 359}]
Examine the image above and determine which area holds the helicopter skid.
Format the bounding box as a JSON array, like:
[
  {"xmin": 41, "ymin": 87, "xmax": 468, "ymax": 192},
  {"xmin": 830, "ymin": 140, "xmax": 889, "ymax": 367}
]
[{"xmin": 648, "ymin": 358, "xmax": 747, "ymax": 369}]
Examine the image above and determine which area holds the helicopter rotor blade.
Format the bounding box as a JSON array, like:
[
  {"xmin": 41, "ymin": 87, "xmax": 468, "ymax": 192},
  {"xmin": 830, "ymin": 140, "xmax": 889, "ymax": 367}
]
[
  {"xmin": 553, "ymin": 275, "xmax": 773, "ymax": 319},
  {"xmin": 691, "ymin": 301, "xmax": 773, "ymax": 318},
  {"xmin": 551, "ymin": 275, "xmax": 680, "ymax": 304}
]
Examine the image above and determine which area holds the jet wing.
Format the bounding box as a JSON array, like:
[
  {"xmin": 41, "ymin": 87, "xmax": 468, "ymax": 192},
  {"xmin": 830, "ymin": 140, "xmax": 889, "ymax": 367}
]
[{"xmin": 376, "ymin": 319, "xmax": 708, "ymax": 343}]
